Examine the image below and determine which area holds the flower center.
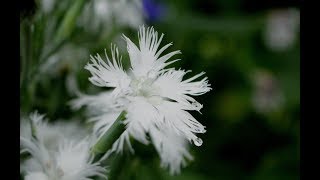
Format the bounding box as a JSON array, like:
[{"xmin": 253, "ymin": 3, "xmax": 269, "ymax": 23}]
[{"xmin": 130, "ymin": 76, "xmax": 156, "ymax": 97}]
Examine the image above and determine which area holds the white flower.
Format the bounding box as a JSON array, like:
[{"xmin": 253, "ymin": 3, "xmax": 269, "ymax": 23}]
[
  {"xmin": 71, "ymin": 26, "xmax": 211, "ymax": 173},
  {"xmin": 20, "ymin": 137, "xmax": 107, "ymax": 180},
  {"xmin": 80, "ymin": 0, "xmax": 144, "ymax": 32},
  {"xmin": 20, "ymin": 112, "xmax": 88, "ymax": 152},
  {"xmin": 105, "ymin": 0, "xmax": 144, "ymax": 29},
  {"xmin": 264, "ymin": 8, "xmax": 300, "ymax": 51}
]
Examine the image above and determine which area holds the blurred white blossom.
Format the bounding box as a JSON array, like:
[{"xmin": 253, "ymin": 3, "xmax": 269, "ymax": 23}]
[
  {"xmin": 20, "ymin": 112, "xmax": 106, "ymax": 180},
  {"xmin": 40, "ymin": 0, "xmax": 56, "ymax": 13},
  {"xmin": 264, "ymin": 8, "xmax": 300, "ymax": 51},
  {"xmin": 20, "ymin": 112, "xmax": 88, "ymax": 154},
  {"xmin": 40, "ymin": 44, "xmax": 89, "ymax": 77},
  {"xmin": 252, "ymin": 70, "xmax": 284, "ymax": 113},
  {"xmin": 80, "ymin": 0, "xmax": 144, "ymax": 33},
  {"xmin": 71, "ymin": 26, "xmax": 211, "ymax": 173},
  {"xmin": 21, "ymin": 137, "xmax": 107, "ymax": 180}
]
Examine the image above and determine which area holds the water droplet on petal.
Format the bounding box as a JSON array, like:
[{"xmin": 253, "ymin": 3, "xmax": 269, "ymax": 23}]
[
  {"xmin": 200, "ymin": 129, "xmax": 207, "ymax": 133},
  {"xmin": 191, "ymin": 101, "xmax": 203, "ymax": 111},
  {"xmin": 193, "ymin": 137, "xmax": 203, "ymax": 146},
  {"xmin": 194, "ymin": 128, "xmax": 206, "ymax": 133}
]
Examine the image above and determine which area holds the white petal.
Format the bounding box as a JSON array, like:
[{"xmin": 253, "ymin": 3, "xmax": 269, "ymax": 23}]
[
  {"xmin": 21, "ymin": 158, "xmax": 42, "ymax": 174},
  {"xmin": 123, "ymin": 26, "xmax": 181, "ymax": 78},
  {"xmin": 25, "ymin": 172, "xmax": 49, "ymax": 180},
  {"xmin": 29, "ymin": 111, "xmax": 46, "ymax": 124},
  {"xmin": 106, "ymin": 131, "xmax": 134, "ymax": 156},
  {"xmin": 23, "ymin": 112, "xmax": 88, "ymax": 152},
  {"xmin": 56, "ymin": 139, "xmax": 107, "ymax": 180},
  {"xmin": 154, "ymin": 69, "xmax": 211, "ymax": 111},
  {"xmin": 70, "ymin": 91, "xmax": 128, "ymax": 114},
  {"xmin": 125, "ymin": 97, "xmax": 162, "ymax": 144},
  {"xmin": 155, "ymin": 101, "xmax": 206, "ymax": 146},
  {"xmin": 20, "ymin": 137, "xmax": 52, "ymax": 172},
  {"xmin": 71, "ymin": 91, "xmax": 113, "ymax": 111},
  {"xmin": 85, "ymin": 44, "xmax": 131, "ymax": 90},
  {"xmin": 56, "ymin": 140, "xmax": 90, "ymax": 174},
  {"xmin": 20, "ymin": 118, "xmax": 32, "ymax": 141},
  {"xmin": 150, "ymin": 128, "xmax": 193, "ymax": 175},
  {"xmin": 90, "ymin": 112, "xmax": 122, "ymax": 138}
]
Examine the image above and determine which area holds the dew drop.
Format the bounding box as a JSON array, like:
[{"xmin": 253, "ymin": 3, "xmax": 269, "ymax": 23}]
[
  {"xmin": 194, "ymin": 128, "xmax": 206, "ymax": 133},
  {"xmin": 193, "ymin": 137, "xmax": 203, "ymax": 146},
  {"xmin": 199, "ymin": 129, "xmax": 207, "ymax": 133},
  {"xmin": 191, "ymin": 101, "xmax": 203, "ymax": 111}
]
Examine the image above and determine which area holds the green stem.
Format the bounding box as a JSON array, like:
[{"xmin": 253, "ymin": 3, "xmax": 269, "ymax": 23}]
[
  {"xmin": 55, "ymin": 0, "xmax": 87, "ymax": 43},
  {"xmin": 91, "ymin": 111, "xmax": 127, "ymax": 162}
]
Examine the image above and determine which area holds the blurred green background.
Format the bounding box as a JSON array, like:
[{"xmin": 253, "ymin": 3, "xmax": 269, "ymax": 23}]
[{"xmin": 20, "ymin": 0, "xmax": 300, "ymax": 179}]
